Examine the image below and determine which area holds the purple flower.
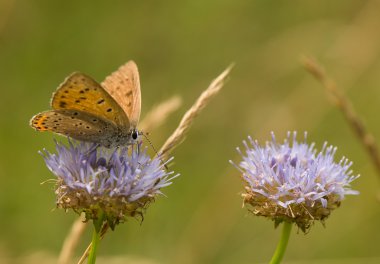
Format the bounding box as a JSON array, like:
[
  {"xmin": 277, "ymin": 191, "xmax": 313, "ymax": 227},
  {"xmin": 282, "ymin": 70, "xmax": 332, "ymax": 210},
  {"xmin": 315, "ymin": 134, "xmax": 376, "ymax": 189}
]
[
  {"xmin": 41, "ymin": 140, "xmax": 178, "ymax": 228},
  {"xmin": 231, "ymin": 132, "xmax": 359, "ymax": 232}
]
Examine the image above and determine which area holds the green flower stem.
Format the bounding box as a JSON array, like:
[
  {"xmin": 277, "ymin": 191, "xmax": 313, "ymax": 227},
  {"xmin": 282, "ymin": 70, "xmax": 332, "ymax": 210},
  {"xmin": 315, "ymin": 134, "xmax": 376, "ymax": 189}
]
[
  {"xmin": 269, "ymin": 221, "xmax": 292, "ymax": 264},
  {"xmin": 87, "ymin": 212, "xmax": 105, "ymax": 264}
]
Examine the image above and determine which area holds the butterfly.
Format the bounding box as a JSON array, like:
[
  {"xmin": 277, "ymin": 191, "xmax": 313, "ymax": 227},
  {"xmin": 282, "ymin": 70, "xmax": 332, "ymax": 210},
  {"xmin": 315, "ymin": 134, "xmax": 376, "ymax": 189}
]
[{"xmin": 30, "ymin": 61, "xmax": 142, "ymax": 148}]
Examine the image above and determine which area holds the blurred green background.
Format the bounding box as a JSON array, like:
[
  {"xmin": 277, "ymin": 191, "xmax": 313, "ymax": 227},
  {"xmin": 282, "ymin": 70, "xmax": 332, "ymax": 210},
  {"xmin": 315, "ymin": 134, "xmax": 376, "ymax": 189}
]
[{"xmin": 1, "ymin": 0, "xmax": 380, "ymax": 263}]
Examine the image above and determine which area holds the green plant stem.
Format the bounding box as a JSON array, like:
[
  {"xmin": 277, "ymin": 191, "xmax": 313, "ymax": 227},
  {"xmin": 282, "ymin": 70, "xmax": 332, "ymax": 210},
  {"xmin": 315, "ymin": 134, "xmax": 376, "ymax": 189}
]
[
  {"xmin": 87, "ymin": 212, "xmax": 105, "ymax": 264},
  {"xmin": 269, "ymin": 221, "xmax": 292, "ymax": 264}
]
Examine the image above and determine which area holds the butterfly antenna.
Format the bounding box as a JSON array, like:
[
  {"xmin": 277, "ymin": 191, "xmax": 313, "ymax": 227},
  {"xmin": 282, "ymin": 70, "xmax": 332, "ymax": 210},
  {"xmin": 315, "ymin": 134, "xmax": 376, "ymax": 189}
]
[{"xmin": 141, "ymin": 132, "xmax": 169, "ymax": 170}]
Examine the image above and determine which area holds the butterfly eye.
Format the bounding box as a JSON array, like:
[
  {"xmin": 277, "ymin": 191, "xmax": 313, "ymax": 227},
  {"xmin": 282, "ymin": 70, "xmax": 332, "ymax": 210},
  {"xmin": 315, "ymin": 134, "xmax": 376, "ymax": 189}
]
[{"xmin": 132, "ymin": 130, "xmax": 138, "ymax": 140}]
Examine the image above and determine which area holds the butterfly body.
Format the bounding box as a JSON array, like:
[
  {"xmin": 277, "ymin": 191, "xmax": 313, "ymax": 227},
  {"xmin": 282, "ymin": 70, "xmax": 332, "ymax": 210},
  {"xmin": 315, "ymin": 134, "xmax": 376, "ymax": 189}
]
[{"xmin": 30, "ymin": 61, "xmax": 142, "ymax": 147}]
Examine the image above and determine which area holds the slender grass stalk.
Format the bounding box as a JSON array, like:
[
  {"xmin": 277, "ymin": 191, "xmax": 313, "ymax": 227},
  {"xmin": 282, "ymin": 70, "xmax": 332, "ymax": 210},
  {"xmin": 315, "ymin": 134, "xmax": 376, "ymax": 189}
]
[
  {"xmin": 269, "ymin": 222, "xmax": 292, "ymax": 264},
  {"xmin": 87, "ymin": 212, "xmax": 105, "ymax": 264},
  {"xmin": 139, "ymin": 95, "xmax": 182, "ymax": 132},
  {"xmin": 159, "ymin": 64, "xmax": 233, "ymax": 160},
  {"xmin": 302, "ymin": 56, "xmax": 380, "ymax": 180},
  {"xmin": 58, "ymin": 214, "xmax": 87, "ymax": 264}
]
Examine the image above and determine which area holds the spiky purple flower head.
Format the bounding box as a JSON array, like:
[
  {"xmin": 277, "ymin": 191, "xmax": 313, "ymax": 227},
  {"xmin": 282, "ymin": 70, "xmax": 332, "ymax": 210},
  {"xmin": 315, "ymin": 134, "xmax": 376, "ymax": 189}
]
[
  {"xmin": 231, "ymin": 132, "xmax": 359, "ymax": 232},
  {"xmin": 41, "ymin": 140, "xmax": 178, "ymax": 228}
]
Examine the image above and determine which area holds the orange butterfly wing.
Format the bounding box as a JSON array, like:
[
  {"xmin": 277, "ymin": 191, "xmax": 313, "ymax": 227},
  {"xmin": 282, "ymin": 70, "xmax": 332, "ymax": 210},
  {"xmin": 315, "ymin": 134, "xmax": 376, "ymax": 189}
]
[
  {"xmin": 51, "ymin": 72, "xmax": 130, "ymax": 129},
  {"xmin": 101, "ymin": 61, "xmax": 141, "ymax": 128},
  {"xmin": 30, "ymin": 110, "xmax": 116, "ymax": 143}
]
